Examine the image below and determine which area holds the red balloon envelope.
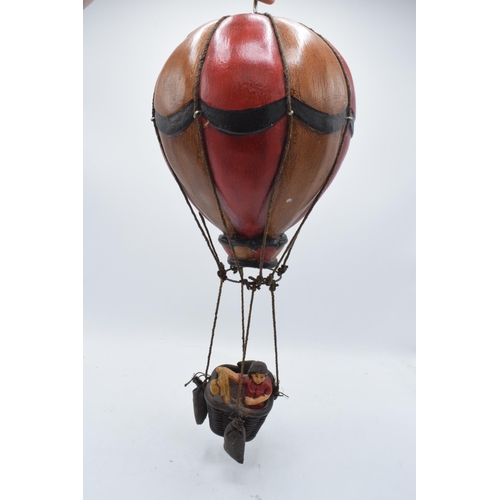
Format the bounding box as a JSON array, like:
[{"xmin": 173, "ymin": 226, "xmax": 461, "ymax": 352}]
[{"xmin": 153, "ymin": 13, "xmax": 355, "ymax": 268}]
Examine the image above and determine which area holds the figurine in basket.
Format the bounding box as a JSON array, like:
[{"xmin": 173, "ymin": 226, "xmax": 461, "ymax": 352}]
[{"xmin": 210, "ymin": 361, "xmax": 273, "ymax": 409}]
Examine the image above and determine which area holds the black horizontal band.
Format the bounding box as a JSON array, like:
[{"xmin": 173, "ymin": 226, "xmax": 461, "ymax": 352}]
[
  {"xmin": 200, "ymin": 98, "xmax": 286, "ymax": 135},
  {"xmin": 218, "ymin": 233, "xmax": 288, "ymax": 250},
  {"xmin": 153, "ymin": 97, "xmax": 352, "ymax": 137},
  {"xmin": 154, "ymin": 100, "xmax": 195, "ymax": 137},
  {"xmin": 292, "ymin": 98, "xmax": 346, "ymax": 135}
]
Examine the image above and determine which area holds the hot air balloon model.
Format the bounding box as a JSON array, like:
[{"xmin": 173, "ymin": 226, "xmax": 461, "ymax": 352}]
[{"xmin": 152, "ymin": 2, "xmax": 355, "ymax": 463}]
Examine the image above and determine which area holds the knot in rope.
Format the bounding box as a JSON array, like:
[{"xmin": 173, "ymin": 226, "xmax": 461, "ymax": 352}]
[
  {"xmin": 276, "ymin": 264, "xmax": 288, "ymax": 277},
  {"xmin": 265, "ymin": 274, "xmax": 279, "ymax": 292},
  {"xmin": 240, "ymin": 274, "xmax": 282, "ymax": 292},
  {"xmin": 184, "ymin": 372, "xmax": 206, "ymax": 387},
  {"xmin": 243, "ymin": 274, "xmax": 265, "ymax": 291},
  {"xmin": 217, "ymin": 264, "xmax": 228, "ymax": 281}
]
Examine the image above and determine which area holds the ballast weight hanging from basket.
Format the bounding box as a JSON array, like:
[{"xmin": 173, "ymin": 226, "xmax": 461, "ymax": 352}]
[
  {"xmin": 152, "ymin": 12, "xmax": 355, "ymax": 269},
  {"xmin": 153, "ymin": 6, "xmax": 356, "ymax": 464}
]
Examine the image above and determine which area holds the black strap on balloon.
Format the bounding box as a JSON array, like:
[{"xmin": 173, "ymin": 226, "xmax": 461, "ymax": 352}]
[{"xmin": 154, "ymin": 97, "xmax": 346, "ymax": 137}]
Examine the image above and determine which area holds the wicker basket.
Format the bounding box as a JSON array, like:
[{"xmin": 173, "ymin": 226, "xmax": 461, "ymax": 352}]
[{"xmin": 204, "ymin": 361, "xmax": 275, "ymax": 442}]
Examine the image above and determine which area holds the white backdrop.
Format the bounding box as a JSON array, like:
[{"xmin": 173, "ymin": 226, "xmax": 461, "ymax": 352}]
[{"xmin": 84, "ymin": 0, "xmax": 415, "ymax": 498}]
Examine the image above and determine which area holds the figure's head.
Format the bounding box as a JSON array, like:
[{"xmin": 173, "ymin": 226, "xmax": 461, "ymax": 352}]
[{"xmin": 248, "ymin": 361, "xmax": 268, "ymax": 385}]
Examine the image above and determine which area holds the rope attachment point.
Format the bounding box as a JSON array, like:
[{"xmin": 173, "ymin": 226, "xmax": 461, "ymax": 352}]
[{"xmin": 184, "ymin": 372, "xmax": 206, "ymax": 387}]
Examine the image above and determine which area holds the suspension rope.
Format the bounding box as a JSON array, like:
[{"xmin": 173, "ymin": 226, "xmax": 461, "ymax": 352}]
[
  {"xmin": 193, "ymin": 16, "xmax": 245, "ymax": 281},
  {"xmin": 204, "ymin": 277, "xmax": 226, "ymax": 378},
  {"xmin": 271, "ymin": 113, "xmax": 352, "ymax": 278},
  {"xmin": 151, "ymin": 102, "xmax": 225, "ymax": 270},
  {"xmin": 235, "ymin": 281, "xmax": 247, "ymax": 410},
  {"xmin": 270, "ymin": 285, "xmax": 280, "ymax": 395},
  {"xmin": 236, "ymin": 286, "xmax": 257, "ymax": 411},
  {"xmin": 199, "ymin": 213, "xmax": 219, "ymax": 262},
  {"xmin": 256, "ymin": 13, "xmax": 294, "ymax": 276},
  {"xmin": 269, "ymin": 27, "xmax": 355, "ymax": 277}
]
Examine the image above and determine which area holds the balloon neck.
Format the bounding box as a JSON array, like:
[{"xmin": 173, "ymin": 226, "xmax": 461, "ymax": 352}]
[{"xmin": 218, "ymin": 234, "xmax": 288, "ymax": 269}]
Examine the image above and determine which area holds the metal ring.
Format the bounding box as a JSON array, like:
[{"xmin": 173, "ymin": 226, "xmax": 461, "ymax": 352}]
[{"xmin": 253, "ymin": 0, "xmax": 258, "ymax": 14}]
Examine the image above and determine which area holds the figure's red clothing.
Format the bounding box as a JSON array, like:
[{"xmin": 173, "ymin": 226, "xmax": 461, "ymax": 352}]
[{"xmin": 240, "ymin": 375, "xmax": 273, "ymax": 409}]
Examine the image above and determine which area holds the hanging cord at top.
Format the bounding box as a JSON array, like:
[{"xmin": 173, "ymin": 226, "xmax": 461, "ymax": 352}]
[{"xmin": 254, "ymin": 0, "xmax": 276, "ymax": 13}]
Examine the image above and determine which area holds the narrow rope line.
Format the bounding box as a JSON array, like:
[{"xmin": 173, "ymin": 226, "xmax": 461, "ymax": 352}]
[
  {"xmin": 235, "ymin": 282, "xmax": 247, "ymax": 410},
  {"xmin": 193, "ymin": 16, "xmax": 229, "ymax": 112},
  {"xmin": 279, "ymin": 120, "xmax": 350, "ymax": 272},
  {"xmin": 193, "ymin": 17, "xmax": 245, "ymax": 281},
  {"xmin": 151, "ymin": 98, "xmax": 222, "ymax": 267},
  {"xmin": 308, "ymin": 30, "xmax": 355, "ymax": 119},
  {"xmin": 240, "ymin": 281, "xmax": 246, "ymax": 353},
  {"xmin": 256, "ymin": 13, "xmax": 294, "ymax": 276},
  {"xmin": 195, "ymin": 118, "xmax": 240, "ymax": 270},
  {"xmin": 270, "ymin": 112, "xmax": 352, "ymax": 272},
  {"xmin": 268, "ymin": 26, "xmax": 354, "ymax": 279},
  {"xmin": 200, "ymin": 213, "xmax": 223, "ymax": 267},
  {"xmin": 243, "ymin": 289, "xmax": 256, "ymax": 359},
  {"xmin": 270, "ymin": 287, "xmax": 280, "ymax": 393},
  {"xmin": 235, "ymin": 286, "xmax": 257, "ymax": 411},
  {"xmin": 204, "ymin": 277, "xmax": 225, "ymax": 378}
]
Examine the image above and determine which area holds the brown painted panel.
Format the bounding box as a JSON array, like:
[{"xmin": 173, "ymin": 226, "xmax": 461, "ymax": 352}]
[
  {"xmin": 154, "ymin": 21, "xmax": 216, "ymax": 116},
  {"xmin": 267, "ymin": 119, "xmax": 345, "ymax": 237},
  {"xmin": 274, "ymin": 18, "xmax": 348, "ymax": 115},
  {"xmin": 159, "ymin": 122, "xmax": 236, "ymax": 237}
]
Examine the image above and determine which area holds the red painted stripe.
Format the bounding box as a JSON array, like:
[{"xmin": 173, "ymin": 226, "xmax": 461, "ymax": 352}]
[{"xmin": 200, "ymin": 14, "xmax": 286, "ymax": 110}]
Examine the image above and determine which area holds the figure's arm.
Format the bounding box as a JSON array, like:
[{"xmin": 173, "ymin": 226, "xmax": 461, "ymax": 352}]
[
  {"xmin": 244, "ymin": 393, "xmax": 271, "ymax": 406},
  {"xmin": 216, "ymin": 366, "xmax": 240, "ymax": 383}
]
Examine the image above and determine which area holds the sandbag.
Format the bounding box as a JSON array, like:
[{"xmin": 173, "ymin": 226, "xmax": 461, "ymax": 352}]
[{"xmin": 223, "ymin": 418, "xmax": 246, "ymax": 464}]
